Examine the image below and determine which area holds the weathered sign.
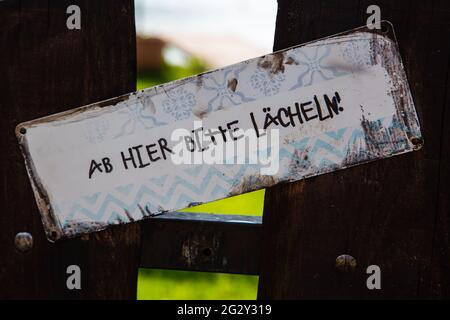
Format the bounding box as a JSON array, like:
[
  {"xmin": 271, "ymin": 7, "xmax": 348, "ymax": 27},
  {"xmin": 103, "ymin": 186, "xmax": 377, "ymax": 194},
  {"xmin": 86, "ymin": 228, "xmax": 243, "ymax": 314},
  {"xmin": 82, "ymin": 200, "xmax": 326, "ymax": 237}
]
[{"xmin": 17, "ymin": 23, "xmax": 422, "ymax": 241}]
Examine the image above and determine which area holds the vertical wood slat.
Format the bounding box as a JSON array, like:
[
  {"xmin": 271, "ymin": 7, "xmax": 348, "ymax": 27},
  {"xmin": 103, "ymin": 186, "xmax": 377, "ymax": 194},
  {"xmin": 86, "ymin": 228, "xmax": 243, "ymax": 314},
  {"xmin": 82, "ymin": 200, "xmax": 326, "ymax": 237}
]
[
  {"xmin": 259, "ymin": 0, "xmax": 450, "ymax": 299},
  {"xmin": 0, "ymin": 0, "xmax": 139, "ymax": 299},
  {"xmin": 433, "ymin": 0, "xmax": 450, "ymax": 298}
]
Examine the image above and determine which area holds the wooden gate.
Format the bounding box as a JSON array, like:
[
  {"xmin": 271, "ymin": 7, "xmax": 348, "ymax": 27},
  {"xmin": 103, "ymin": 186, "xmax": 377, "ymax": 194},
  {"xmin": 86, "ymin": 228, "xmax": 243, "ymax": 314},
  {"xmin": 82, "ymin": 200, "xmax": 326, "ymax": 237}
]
[{"xmin": 0, "ymin": 0, "xmax": 448, "ymax": 299}]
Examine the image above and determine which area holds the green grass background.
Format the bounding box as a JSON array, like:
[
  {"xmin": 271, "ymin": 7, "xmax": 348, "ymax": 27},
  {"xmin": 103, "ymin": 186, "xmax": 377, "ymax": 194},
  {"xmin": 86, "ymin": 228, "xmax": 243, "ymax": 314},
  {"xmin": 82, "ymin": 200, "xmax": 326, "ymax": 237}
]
[{"xmin": 136, "ymin": 60, "xmax": 264, "ymax": 300}]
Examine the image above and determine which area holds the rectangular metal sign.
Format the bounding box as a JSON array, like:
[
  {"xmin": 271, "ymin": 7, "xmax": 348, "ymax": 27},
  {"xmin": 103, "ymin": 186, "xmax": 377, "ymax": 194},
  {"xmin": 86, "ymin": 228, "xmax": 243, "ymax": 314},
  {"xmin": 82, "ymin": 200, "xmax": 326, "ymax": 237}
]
[{"xmin": 17, "ymin": 24, "xmax": 422, "ymax": 241}]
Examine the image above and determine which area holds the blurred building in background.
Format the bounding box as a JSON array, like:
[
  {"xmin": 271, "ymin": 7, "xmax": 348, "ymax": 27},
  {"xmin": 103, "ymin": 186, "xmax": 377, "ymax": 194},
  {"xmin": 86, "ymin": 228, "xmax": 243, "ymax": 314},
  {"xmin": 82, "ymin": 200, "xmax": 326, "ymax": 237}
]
[
  {"xmin": 136, "ymin": 36, "xmax": 165, "ymax": 70},
  {"xmin": 135, "ymin": 0, "xmax": 277, "ymax": 70},
  {"xmin": 137, "ymin": 34, "xmax": 270, "ymax": 70}
]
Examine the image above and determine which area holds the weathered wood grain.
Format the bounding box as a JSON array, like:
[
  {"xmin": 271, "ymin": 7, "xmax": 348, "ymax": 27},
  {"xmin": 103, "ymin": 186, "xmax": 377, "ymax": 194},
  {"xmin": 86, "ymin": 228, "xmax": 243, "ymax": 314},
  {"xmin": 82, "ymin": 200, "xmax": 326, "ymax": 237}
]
[
  {"xmin": 259, "ymin": 0, "xmax": 450, "ymax": 299},
  {"xmin": 0, "ymin": 0, "xmax": 139, "ymax": 299},
  {"xmin": 432, "ymin": 3, "xmax": 450, "ymax": 296}
]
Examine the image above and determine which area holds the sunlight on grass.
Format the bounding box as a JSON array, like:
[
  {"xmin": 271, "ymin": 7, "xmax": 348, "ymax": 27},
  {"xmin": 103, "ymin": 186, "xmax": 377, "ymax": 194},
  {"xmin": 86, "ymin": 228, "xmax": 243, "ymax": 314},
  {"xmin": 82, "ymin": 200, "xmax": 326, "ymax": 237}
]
[
  {"xmin": 181, "ymin": 190, "xmax": 265, "ymax": 216},
  {"xmin": 138, "ymin": 269, "xmax": 259, "ymax": 300}
]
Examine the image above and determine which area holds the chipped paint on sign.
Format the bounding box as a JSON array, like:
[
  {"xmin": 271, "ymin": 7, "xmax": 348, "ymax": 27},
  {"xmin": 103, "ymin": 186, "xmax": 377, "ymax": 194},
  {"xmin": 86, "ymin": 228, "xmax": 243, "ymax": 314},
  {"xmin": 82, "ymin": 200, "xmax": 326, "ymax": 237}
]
[{"xmin": 17, "ymin": 23, "xmax": 422, "ymax": 241}]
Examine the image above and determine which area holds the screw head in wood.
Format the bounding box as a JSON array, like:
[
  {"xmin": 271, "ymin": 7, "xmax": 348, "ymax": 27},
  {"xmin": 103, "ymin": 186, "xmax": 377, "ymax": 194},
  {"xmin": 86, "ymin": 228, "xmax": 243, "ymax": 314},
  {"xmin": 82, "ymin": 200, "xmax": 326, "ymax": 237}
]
[
  {"xmin": 15, "ymin": 232, "xmax": 33, "ymax": 253},
  {"xmin": 335, "ymin": 254, "xmax": 357, "ymax": 272}
]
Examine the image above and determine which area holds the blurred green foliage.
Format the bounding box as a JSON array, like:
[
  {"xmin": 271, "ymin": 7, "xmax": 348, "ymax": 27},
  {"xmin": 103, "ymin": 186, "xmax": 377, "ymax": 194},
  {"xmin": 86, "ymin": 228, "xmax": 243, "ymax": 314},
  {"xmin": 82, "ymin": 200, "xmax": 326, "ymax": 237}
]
[
  {"xmin": 138, "ymin": 270, "xmax": 259, "ymax": 300},
  {"xmin": 136, "ymin": 58, "xmax": 263, "ymax": 300},
  {"xmin": 136, "ymin": 57, "xmax": 207, "ymax": 90},
  {"xmin": 182, "ymin": 190, "xmax": 265, "ymax": 216}
]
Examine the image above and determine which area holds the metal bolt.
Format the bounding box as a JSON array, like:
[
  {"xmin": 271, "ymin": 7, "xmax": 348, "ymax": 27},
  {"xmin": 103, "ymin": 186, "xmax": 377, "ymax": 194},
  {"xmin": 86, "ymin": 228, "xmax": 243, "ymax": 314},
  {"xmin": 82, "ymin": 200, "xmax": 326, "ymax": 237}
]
[
  {"xmin": 15, "ymin": 232, "xmax": 33, "ymax": 253},
  {"xmin": 410, "ymin": 136, "xmax": 423, "ymax": 150},
  {"xmin": 335, "ymin": 254, "xmax": 357, "ymax": 272}
]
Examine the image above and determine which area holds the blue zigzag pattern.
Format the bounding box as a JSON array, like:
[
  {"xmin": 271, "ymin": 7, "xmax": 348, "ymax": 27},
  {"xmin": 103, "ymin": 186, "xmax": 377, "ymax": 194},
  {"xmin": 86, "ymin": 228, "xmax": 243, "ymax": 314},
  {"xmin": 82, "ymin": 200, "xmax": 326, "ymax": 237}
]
[{"xmin": 61, "ymin": 162, "xmax": 259, "ymax": 224}]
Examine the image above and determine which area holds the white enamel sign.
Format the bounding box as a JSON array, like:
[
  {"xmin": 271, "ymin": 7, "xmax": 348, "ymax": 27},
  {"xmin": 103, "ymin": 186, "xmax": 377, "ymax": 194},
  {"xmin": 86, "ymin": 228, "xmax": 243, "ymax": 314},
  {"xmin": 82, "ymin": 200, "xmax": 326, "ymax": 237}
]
[{"xmin": 17, "ymin": 24, "xmax": 422, "ymax": 241}]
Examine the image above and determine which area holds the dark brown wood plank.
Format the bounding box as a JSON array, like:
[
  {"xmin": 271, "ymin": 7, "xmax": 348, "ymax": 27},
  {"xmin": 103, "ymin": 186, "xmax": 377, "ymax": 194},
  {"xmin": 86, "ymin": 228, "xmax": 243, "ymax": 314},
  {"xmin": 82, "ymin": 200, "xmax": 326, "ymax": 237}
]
[
  {"xmin": 431, "ymin": 0, "xmax": 450, "ymax": 298},
  {"xmin": 140, "ymin": 213, "xmax": 262, "ymax": 275},
  {"xmin": 259, "ymin": 0, "xmax": 449, "ymax": 299},
  {"xmin": 0, "ymin": 0, "xmax": 139, "ymax": 299}
]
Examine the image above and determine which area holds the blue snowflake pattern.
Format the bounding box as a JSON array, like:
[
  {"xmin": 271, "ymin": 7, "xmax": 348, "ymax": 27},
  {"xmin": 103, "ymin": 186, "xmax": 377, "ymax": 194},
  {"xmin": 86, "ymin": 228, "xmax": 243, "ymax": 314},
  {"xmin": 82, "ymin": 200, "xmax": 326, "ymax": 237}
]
[
  {"xmin": 114, "ymin": 102, "xmax": 167, "ymax": 138},
  {"xmin": 289, "ymin": 45, "xmax": 349, "ymax": 90},
  {"xmin": 250, "ymin": 68, "xmax": 286, "ymax": 96},
  {"xmin": 162, "ymin": 87, "xmax": 196, "ymax": 121},
  {"xmin": 202, "ymin": 68, "xmax": 255, "ymax": 113},
  {"xmin": 84, "ymin": 118, "xmax": 109, "ymax": 144}
]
